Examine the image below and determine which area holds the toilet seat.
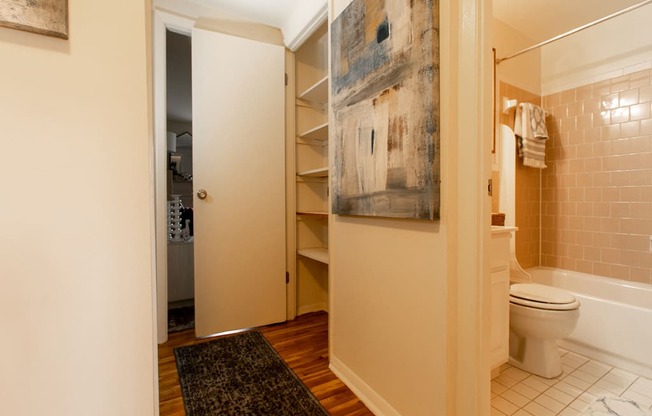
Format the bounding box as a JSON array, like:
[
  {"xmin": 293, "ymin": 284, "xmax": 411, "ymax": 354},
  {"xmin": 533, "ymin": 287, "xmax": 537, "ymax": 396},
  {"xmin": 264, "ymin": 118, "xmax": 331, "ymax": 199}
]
[{"xmin": 510, "ymin": 283, "xmax": 580, "ymax": 311}]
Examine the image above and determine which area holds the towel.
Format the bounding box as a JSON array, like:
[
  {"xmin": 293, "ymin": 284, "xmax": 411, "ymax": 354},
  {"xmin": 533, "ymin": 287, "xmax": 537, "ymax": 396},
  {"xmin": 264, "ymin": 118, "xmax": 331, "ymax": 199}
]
[{"xmin": 514, "ymin": 102, "xmax": 548, "ymax": 169}]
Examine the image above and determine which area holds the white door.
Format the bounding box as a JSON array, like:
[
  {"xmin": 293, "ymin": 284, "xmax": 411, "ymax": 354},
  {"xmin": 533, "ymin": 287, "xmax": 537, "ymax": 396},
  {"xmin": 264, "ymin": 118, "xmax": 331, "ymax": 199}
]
[{"xmin": 192, "ymin": 27, "xmax": 286, "ymax": 337}]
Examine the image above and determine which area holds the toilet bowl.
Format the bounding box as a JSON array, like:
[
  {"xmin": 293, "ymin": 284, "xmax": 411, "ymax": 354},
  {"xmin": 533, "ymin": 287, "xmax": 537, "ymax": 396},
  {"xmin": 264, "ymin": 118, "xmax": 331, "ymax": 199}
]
[{"xmin": 509, "ymin": 283, "xmax": 580, "ymax": 378}]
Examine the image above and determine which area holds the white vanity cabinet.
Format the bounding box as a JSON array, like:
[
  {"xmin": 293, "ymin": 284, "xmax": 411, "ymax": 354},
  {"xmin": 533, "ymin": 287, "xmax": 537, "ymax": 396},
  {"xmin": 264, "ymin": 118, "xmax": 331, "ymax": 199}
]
[{"xmin": 490, "ymin": 226, "xmax": 516, "ymax": 369}]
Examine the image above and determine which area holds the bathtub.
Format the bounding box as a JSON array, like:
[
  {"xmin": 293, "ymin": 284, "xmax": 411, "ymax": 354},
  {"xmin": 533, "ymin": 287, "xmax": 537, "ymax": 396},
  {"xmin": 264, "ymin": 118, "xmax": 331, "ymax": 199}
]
[{"xmin": 526, "ymin": 267, "xmax": 652, "ymax": 379}]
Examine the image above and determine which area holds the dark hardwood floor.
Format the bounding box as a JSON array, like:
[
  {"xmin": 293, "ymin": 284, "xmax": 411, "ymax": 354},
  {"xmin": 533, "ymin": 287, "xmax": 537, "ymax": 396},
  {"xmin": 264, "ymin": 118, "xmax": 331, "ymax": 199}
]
[{"xmin": 158, "ymin": 311, "xmax": 373, "ymax": 415}]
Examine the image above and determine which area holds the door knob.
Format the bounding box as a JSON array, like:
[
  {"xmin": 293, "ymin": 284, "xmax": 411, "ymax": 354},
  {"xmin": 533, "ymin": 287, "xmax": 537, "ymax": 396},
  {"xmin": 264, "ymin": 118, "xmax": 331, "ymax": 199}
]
[{"xmin": 197, "ymin": 189, "xmax": 208, "ymax": 200}]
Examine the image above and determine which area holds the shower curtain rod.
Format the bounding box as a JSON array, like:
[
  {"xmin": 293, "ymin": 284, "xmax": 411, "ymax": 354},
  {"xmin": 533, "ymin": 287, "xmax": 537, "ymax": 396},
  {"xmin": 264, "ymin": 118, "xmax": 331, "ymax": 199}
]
[{"xmin": 496, "ymin": 0, "xmax": 652, "ymax": 64}]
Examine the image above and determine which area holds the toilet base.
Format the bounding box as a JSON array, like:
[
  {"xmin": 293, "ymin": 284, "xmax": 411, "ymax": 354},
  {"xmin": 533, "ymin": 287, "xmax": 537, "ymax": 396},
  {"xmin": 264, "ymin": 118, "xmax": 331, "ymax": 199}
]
[{"xmin": 509, "ymin": 333, "xmax": 563, "ymax": 379}]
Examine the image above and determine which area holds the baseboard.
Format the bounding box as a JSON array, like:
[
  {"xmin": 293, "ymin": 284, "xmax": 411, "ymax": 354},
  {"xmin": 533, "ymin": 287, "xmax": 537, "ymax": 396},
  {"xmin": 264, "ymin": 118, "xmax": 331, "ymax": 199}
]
[
  {"xmin": 329, "ymin": 355, "xmax": 401, "ymax": 416},
  {"xmin": 297, "ymin": 302, "xmax": 328, "ymax": 316}
]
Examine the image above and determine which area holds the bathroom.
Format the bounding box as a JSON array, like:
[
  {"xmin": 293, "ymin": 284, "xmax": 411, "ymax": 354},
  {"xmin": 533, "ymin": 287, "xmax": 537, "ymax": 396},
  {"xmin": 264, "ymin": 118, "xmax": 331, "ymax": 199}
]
[{"xmin": 492, "ymin": 0, "xmax": 652, "ymax": 414}]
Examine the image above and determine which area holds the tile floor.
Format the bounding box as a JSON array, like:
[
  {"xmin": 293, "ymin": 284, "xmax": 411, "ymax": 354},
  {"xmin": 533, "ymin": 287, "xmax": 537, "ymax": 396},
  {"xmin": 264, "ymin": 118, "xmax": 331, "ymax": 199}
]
[{"xmin": 491, "ymin": 349, "xmax": 652, "ymax": 416}]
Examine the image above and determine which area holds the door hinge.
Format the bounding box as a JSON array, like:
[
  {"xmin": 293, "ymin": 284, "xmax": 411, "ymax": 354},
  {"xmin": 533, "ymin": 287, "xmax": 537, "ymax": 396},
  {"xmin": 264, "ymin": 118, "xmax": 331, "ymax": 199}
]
[
  {"xmin": 488, "ymin": 178, "xmax": 493, "ymax": 197},
  {"xmin": 285, "ymin": 73, "xmax": 288, "ymax": 86},
  {"xmin": 285, "ymin": 271, "xmax": 289, "ymax": 284}
]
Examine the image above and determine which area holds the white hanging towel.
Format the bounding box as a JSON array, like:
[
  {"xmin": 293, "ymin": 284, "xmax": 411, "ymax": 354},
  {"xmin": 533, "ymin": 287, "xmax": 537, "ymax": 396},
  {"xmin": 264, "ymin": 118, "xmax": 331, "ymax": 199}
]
[{"xmin": 514, "ymin": 102, "xmax": 548, "ymax": 169}]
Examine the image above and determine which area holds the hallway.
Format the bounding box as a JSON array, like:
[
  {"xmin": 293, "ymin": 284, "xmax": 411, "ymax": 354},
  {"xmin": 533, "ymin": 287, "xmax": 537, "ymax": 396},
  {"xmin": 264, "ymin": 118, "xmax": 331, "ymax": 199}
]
[{"xmin": 158, "ymin": 312, "xmax": 372, "ymax": 415}]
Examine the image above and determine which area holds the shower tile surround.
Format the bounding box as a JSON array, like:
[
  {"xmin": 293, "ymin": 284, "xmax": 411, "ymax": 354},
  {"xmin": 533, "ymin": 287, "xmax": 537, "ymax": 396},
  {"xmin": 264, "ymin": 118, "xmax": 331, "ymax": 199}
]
[
  {"xmin": 491, "ymin": 349, "xmax": 652, "ymax": 416},
  {"xmin": 499, "ymin": 70, "xmax": 652, "ymax": 284},
  {"xmin": 542, "ymin": 69, "xmax": 652, "ymax": 284},
  {"xmin": 499, "ymin": 82, "xmax": 543, "ymax": 270}
]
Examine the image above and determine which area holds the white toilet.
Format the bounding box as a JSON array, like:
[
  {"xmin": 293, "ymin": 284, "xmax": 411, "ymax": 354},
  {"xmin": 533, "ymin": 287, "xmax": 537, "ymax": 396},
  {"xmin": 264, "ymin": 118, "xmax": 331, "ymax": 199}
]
[
  {"xmin": 498, "ymin": 123, "xmax": 581, "ymax": 378},
  {"xmin": 509, "ymin": 282, "xmax": 580, "ymax": 378}
]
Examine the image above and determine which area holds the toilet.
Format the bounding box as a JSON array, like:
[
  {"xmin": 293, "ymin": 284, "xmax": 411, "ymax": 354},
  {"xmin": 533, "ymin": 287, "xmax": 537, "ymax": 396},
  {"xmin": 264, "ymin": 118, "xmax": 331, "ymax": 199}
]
[
  {"xmin": 498, "ymin": 122, "xmax": 581, "ymax": 378},
  {"xmin": 509, "ymin": 282, "xmax": 580, "ymax": 378}
]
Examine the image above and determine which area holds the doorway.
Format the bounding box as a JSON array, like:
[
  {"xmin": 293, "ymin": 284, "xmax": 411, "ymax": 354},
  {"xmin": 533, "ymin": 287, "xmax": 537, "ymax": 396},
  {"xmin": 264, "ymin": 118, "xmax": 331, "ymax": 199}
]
[
  {"xmin": 153, "ymin": 10, "xmax": 195, "ymax": 344},
  {"xmin": 165, "ymin": 29, "xmax": 195, "ymax": 334},
  {"xmin": 153, "ymin": 9, "xmax": 288, "ymax": 343}
]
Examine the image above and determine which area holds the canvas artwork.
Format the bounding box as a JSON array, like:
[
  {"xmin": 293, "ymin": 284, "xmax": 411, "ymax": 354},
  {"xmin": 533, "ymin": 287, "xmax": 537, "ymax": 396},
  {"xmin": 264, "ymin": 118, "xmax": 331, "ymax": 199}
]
[
  {"xmin": 331, "ymin": 0, "xmax": 440, "ymax": 220},
  {"xmin": 0, "ymin": 0, "xmax": 68, "ymax": 39}
]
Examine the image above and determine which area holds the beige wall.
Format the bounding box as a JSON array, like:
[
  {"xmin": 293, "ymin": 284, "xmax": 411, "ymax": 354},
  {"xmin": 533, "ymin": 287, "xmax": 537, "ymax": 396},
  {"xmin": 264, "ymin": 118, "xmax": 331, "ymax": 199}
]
[
  {"xmin": 493, "ymin": 18, "xmax": 541, "ymax": 96},
  {"xmin": 542, "ymin": 70, "xmax": 652, "ymax": 284},
  {"xmin": 330, "ymin": 0, "xmax": 491, "ymax": 415},
  {"xmin": 0, "ymin": 1, "xmax": 155, "ymax": 415}
]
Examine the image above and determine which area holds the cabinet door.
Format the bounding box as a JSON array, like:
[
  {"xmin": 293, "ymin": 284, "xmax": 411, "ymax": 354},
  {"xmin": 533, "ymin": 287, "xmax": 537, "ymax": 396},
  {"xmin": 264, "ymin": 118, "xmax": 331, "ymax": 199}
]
[
  {"xmin": 490, "ymin": 269, "xmax": 510, "ymax": 368},
  {"xmin": 192, "ymin": 27, "xmax": 286, "ymax": 337}
]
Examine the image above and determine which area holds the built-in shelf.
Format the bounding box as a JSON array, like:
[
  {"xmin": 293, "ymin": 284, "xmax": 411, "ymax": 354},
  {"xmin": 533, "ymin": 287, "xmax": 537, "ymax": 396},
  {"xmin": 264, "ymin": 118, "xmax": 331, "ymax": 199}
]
[
  {"xmin": 293, "ymin": 22, "xmax": 329, "ymax": 317},
  {"xmin": 297, "ymin": 247, "xmax": 329, "ymax": 264},
  {"xmin": 299, "ymin": 122, "xmax": 328, "ymax": 141},
  {"xmin": 297, "ymin": 211, "xmax": 328, "ymax": 218},
  {"xmin": 298, "ymin": 76, "xmax": 328, "ymax": 104},
  {"xmin": 297, "ymin": 167, "xmax": 328, "ymax": 178}
]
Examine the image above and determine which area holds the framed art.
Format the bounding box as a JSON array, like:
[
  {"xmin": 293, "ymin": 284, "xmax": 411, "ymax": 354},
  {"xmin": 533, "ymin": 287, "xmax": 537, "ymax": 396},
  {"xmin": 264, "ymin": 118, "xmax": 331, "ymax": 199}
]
[
  {"xmin": 331, "ymin": 0, "xmax": 440, "ymax": 220},
  {"xmin": 0, "ymin": 0, "xmax": 69, "ymax": 39}
]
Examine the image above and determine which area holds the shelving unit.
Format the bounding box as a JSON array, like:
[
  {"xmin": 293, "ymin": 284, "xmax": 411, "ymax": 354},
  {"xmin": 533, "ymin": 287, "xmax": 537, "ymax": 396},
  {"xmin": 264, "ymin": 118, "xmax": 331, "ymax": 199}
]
[
  {"xmin": 297, "ymin": 167, "xmax": 328, "ymax": 178},
  {"xmin": 298, "ymin": 122, "xmax": 329, "ymax": 141},
  {"xmin": 296, "ymin": 211, "xmax": 328, "ymax": 217},
  {"xmin": 298, "ymin": 76, "xmax": 328, "ymax": 103},
  {"xmin": 297, "ymin": 247, "xmax": 329, "ymax": 264},
  {"xmin": 293, "ymin": 22, "xmax": 329, "ymax": 316}
]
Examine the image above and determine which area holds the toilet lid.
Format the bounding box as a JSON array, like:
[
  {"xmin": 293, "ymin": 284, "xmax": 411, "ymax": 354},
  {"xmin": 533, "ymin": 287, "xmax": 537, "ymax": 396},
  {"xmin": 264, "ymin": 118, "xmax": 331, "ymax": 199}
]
[{"xmin": 510, "ymin": 283, "xmax": 580, "ymax": 310}]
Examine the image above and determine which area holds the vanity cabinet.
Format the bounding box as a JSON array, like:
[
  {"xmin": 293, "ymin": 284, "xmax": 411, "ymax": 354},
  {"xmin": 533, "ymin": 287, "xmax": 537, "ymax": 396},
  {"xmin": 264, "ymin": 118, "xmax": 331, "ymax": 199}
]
[{"xmin": 490, "ymin": 226, "xmax": 516, "ymax": 369}]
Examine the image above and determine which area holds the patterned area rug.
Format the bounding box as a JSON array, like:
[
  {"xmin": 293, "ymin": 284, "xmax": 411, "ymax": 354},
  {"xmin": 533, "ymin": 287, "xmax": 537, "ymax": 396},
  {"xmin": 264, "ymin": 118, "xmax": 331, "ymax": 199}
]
[
  {"xmin": 174, "ymin": 331, "xmax": 329, "ymax": 416},
  {"xmin": 168, "ymin": 306, "xmax": 194, "ymax": 333}
]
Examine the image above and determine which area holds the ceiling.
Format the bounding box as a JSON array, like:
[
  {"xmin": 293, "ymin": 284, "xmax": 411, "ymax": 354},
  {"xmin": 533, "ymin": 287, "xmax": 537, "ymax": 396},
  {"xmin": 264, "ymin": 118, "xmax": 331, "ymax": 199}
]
[
  {"xmin": 493, "ymin": 0, "xmax": 647, "ymax": 44},
  {"xmin": 185, "ymin": 0, "xmax": 304, "ymax": 29},
  {"xmin": 183, "ymin": 0, "xmax": 649, "ymax": 46}
]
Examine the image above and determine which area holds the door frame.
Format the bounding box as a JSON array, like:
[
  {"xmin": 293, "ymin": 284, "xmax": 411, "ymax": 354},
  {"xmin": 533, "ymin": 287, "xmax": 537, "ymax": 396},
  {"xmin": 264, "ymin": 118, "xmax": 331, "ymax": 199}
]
[
  {"xmin": 152, "ymin": 6, "xmax": 308, "ymax": 343},
  {"xmin": 153, "ymin": 8, "xmax": 194, "ymax": 344}
]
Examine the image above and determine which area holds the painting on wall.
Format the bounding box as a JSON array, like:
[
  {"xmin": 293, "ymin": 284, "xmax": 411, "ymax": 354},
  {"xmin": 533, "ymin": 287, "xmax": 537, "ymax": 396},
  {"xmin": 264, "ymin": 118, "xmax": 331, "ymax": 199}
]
[
  {"xmin": 331, "ymin": 0, "xmax": 440, "ymax": 220},
  {"xmin": 0, "ymin": 0, "xmax": 68, "ymax": 39}
]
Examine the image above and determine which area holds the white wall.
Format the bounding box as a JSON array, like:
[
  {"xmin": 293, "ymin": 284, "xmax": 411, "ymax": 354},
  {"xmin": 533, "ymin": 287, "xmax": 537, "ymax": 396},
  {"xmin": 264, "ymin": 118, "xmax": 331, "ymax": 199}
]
[
  {"xmin": 329, "ymin": 0, "xmax": 491, "ymax": 415},
  {"xmin": 493, "ymin": 18, "xmax": 541, "ymax": 96},
  {"xmin": 541, "ymin": 5, "xmax": 652, "ymax": 94},
  {"xmin": 0, "ymin": 1, "xmax": 155, "ymax": 415}
]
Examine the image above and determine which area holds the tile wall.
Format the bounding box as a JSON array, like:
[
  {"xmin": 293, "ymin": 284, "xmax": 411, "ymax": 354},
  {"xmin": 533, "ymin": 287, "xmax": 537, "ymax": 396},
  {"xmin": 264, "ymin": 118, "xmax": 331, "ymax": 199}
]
[
  {"xmin": 499, "ymin": 82, "xmax": 542, "ymax": 269},
  {"xmin": 542, "ymin": 70, "xmax": 652, "ymax": 284}
]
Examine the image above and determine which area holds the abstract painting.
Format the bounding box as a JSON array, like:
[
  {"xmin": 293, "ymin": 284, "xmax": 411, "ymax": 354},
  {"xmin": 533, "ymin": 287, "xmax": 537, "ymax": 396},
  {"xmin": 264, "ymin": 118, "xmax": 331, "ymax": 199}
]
[
  {"xmin": 0, "ymin": 0, "xmax": 68, "ymax": 39},
  {"xmin": 331, "ymin": 0, "xmax": 440, "ymax": 220}
]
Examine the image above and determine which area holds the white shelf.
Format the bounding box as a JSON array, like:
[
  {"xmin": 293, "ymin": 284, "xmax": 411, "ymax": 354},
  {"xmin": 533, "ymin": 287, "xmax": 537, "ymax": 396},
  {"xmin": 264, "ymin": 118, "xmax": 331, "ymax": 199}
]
[
  {"xmin": 299, "ymin": 122, "xmax": 328, "ymax": 141},
  {"xmin": 297, "ymin": 247, "xmax": 329, "ymax": 264},
  {"xmin": 297, "ymin": 211, "xmax": 328, "ymax": 218},
  {"xmin": 298, "ymin": 76, "xmax": 328, "ymax": 104},
  {"xmin": 297, "ymin": 167, "xmax": 328, "ymax": 178}
]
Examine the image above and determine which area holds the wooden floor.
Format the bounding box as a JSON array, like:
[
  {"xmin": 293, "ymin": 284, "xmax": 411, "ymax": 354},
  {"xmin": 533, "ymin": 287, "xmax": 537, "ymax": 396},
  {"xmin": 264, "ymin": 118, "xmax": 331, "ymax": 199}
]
[{"xmin": 158, "ymin": 311, "xmax": 373, "ymax": 416}]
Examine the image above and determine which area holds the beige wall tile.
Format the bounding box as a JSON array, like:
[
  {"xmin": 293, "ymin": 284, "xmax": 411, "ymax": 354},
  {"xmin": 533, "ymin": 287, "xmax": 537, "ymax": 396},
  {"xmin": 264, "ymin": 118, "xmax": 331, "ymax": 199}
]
[
  {"xmin": 630, "ymin": 103, "xmax": 650, "ymax": 120},
  {"xmin": 630, "ymin": 268, "xmax": 651, "ymax": 285},
  {"xmin": 508, "ymin": 72, "xmax": 652, "ymax": 283}
]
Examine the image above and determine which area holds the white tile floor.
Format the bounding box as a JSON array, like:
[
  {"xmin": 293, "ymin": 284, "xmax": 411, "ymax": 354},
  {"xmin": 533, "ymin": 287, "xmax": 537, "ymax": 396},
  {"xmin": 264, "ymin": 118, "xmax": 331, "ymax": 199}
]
[{"xmin": 491, "ymin": 349, "xmax": 652, "ymax": 416}]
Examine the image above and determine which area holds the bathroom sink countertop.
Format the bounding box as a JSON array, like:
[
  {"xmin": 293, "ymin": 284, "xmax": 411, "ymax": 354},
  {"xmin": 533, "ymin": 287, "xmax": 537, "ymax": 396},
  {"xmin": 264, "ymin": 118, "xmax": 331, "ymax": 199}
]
[{"xmin": 491, "ymin": 225, "xmax": 518, "ymax": 234}]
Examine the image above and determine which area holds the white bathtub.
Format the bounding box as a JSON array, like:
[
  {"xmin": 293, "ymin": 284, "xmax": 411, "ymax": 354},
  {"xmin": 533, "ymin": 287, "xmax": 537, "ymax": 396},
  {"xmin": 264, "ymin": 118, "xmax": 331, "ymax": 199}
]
[{"xmin": 527, "ymin": 267, "xmax": 652, "ymax": 379}]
